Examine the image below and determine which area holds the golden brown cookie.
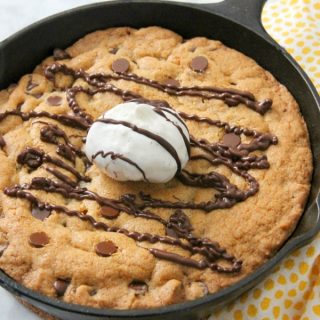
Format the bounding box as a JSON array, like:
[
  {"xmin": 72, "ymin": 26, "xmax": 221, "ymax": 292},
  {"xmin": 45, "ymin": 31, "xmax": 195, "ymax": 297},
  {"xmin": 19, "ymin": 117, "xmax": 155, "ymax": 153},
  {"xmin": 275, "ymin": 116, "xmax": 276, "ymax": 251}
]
[{"xmin": 0, "ymin": 26, "xmax": 312, "ymax": 309}]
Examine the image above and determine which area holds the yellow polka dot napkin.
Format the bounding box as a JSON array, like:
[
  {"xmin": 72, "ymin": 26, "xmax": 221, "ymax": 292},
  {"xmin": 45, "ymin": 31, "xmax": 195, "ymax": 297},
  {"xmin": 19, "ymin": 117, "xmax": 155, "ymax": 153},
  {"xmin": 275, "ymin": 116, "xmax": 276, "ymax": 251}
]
[{"xmin": 209, "ymin": 1, "xmax": 320, "ymax": 319}]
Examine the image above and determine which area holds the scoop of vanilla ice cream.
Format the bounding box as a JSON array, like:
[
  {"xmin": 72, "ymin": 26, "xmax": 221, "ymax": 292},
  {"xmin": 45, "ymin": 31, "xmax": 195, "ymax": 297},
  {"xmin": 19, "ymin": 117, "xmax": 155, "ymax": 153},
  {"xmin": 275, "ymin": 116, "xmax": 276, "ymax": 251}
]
[{"xmin": 85, "ymin": 101, "xmax": 190, "ymax": 183}]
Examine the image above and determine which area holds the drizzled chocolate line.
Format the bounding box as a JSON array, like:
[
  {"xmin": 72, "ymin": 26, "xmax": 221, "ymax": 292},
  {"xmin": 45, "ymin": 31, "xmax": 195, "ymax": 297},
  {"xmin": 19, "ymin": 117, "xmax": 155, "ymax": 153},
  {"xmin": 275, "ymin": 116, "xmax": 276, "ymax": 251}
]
[
  {"xmin": 10, "ymin": 175, "xmax": 239, "ymax": 271},
  {"xmin": 0, "ymin": 109, "xmax": 90, "ymax": 130},
  {"xmin": 45, "ymin": 167, "xmax": 78, "ymax": 188},
  {"xmin": 39, "ymin": 123, "xmax": 91, "ymax": 168},
  {"xmin": 17, "ymin": 148, "xmax": 90, "ymax": 183},
  {"xmin": 4, "ymin": 183, "xmax": 241, "ymax": 273},
  {"xmin": 97, "ymin": 118, "xmax": 182, "ymax": 173},
  {"xmin": 1, "ymin": 59, "xmax": 279, "ymax": 274},
  {"xmin": 178, "ymin": 111, "xmax": 277, "ymax": 141},
  {"xmin": 130, "ymin": 98, "xmax": 190, "ymax": 156},
  {"xmin": 25, "ymin": 177, "xmax": 167, "ymax": 225},
  {"xmin": 150, "ymin": 248, "xmax": 240, "ymax": 273},
  {"xmin": 92, "ymin": 151, "xmax": 148, "ymax": 182},
  {"xmin": 66, "ymin": 85, "xmax": 140, "ymax": 123},
  {"xmin": 190, "ymin": 137, "xmax": 272, "ymax": 171},
  {"xmin": 45, "ymin": 63, "xmax": 272, "ymax": 115}
]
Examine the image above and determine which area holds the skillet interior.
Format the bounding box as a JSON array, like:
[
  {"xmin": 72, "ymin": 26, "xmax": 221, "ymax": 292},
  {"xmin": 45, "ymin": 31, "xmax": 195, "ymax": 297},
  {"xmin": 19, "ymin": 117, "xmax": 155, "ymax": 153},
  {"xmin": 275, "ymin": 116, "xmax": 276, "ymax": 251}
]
[{"xmin": 0, "ymin": 1, "xmax": 319, "ymax": 319}]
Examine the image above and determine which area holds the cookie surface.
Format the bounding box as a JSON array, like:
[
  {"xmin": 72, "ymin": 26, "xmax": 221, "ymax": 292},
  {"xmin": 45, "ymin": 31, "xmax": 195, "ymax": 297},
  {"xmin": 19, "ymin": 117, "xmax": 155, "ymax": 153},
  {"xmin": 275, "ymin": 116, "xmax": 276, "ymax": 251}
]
[{"xmin": 0, "ymin": 26, "xmax": 312, "ymax": 309}]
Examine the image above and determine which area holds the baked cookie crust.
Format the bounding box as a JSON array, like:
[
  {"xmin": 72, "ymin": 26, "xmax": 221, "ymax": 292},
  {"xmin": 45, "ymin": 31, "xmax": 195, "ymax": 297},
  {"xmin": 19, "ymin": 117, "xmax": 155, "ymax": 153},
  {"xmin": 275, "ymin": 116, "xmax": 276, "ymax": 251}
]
[{"xmin": 0, "ymin": 26, "xmax": 312, "ymax": 309}]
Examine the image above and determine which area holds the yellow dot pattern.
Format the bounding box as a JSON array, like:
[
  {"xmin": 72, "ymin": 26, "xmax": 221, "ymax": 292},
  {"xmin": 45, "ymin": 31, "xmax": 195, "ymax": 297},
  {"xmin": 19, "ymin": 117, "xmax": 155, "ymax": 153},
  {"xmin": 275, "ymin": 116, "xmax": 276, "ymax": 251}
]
[{"xmin": 209, "ymin": 1, "xmax": 320, "ymax": 319}]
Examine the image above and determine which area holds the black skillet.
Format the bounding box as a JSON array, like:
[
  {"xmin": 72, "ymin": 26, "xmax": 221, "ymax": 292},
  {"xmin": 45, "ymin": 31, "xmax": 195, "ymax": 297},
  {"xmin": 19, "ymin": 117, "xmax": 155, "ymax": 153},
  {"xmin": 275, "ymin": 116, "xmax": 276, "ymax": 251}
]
[{"xmin": 0, "ymin": 0, "xmax": 320, "ymax": 319}]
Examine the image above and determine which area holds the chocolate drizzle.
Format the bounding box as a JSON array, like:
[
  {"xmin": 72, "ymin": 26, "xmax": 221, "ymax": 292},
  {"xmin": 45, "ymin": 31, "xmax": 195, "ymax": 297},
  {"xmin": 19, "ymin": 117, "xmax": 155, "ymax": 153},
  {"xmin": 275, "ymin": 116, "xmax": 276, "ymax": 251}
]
[
  {"xmin": 1, "ymin": 59, "xmax": 279, "ymax": 274},
  {"xmin": 97, "ymin": 118, "xmax": 182, "ymax": 173},
  {"xmin": 45, "ymin": 63, "xmax": 272, "ymax": 115},
  {"xmin": 92, "ymin": 151, "xmax": 148, "ymax": 182},
  {"xmin": 4, "ymin": 183, "xmax": 241, "ymax": 273},
  {"xmin": 17, "ymin": 147, "xmax": 90, "ymax": 183}
]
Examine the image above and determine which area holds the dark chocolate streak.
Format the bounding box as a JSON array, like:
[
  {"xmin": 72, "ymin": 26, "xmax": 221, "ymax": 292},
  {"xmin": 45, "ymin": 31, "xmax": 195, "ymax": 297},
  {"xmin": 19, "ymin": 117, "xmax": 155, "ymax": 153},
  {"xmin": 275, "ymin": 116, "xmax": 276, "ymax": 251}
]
[
  {"xmin": 92, "ymin": 151, "xmax": 148, "ymax": 182},
  {"xmin": 4, "ymin": 182, "xmax": 241, "ymax": 273},
  {"xmin": 130, "ymin": 98, "xmax": 190, "ymax": 156},
  {"xmin": 17, "ymin": 147, "xmax": 90, "ymax": 183},
  {"xmin": 46, "ymin": 63, "xmax": 272, "ymax": 115},
  {"xmin": 0, "ymin": 109, "xmax": 90, "ymax": 130},
  {"xmin": 1, "ymin": 60, "xmax": 278, "ymax": 274},
  {"xmin": 97, "ymin": 118, "xmax": 182, "ymax": 173}
]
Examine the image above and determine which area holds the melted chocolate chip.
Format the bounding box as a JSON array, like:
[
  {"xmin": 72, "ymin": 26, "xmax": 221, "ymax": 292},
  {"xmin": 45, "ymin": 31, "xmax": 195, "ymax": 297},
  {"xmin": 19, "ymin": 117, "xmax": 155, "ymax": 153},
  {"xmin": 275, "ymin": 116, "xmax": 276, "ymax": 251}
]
[
  {"xmin": 222, "ymin": 133, "xmax": 241, "ymax": 148},
  {"xmin": 31, "ymin": 206, "xmax": 51, "ymax": 221},
  {"xmin": 0, "ymin": 60, "xmax": 278, "ymax": 275},
  {"xmin": 109, "ymin": 47, "xmax": 119, "ymax": 54},
  {"xmin": 29, "ymin": 232, "xmax": 49, "ymax": 248},
  {"xmin": 95, "ymin": 241, "xmax": 117, "ymax": 257},
  {"xmin": 45, "ymin": 63, "xmax": 272, "ymax": 115},
  {"xmin": 112, "ymin": 58, "xmax": 130, "ymax": 73},
  {"xmin": 53, "ymin": 48, "xmax": 71, "ymax": 61},
  {"xmin": 0, "ymin": 135, "xmax": 6, "ymax": 148},
  {"xmin": 54, "ymin": 279, "xmax": 70, "ymax": 296},
  {"xmin": 89, "ymin": 288, "xmax": 97, "ymax": 296},
  {"xmin": 32, "ymin": 93, "xmax": 43, "ymax": 99},
  {"xmin": 166, "ymin": 227, "xmax": 179, "ymax": 238},
  {"xmin": 26, "ymin": 75, "xmax": 39, "ymax": 92},
  {"xmin": 100, "ymin": 206, "xmax": 120, "ymax": 219},
  {"xmin": 47, "ymin": 96, "xmax": 62, "ymax": 106},
  {"xmin": 190, "ymin": 56, "xmax": 208, "ymax": 72},
  {"xmin": 163, "ymin": 79, "xmax": 180, "ymax": 87},
  {"xmin": 26, "ymin": 82, "xmax": 38, "ymax": 91},
  {"xmin": 129, "ymin": 280, "xmax": 148, "ymax": 295}
]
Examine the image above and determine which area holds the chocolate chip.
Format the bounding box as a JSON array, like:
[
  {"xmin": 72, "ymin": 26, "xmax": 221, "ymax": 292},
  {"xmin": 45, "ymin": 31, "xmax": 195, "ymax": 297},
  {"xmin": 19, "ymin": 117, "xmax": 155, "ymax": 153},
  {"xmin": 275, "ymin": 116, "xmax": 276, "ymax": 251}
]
[
  {"xmin": 54, "ymin": 279, "xmax": 70, "ymax": 296},
  {"xmin": 129, "ymin": 280, "xmax": 148, "ymax": 295},
  {"xmin": 31, "ymin": 206, "xmax": 51, "ymax": 221},
  {"xmin": 95, "ymin": 241, "xmax": 117, "ymax": 257},
  {"xmin": 166, "ymin": 227, "xmax": 179, "ymax": 238},
  {"xmin": 222, "ymin": 133, "xmax": 241, "ymax": 149},
  {"xmin": 100, "ymin": 206, "xmax": 120, "ymax": 219},
  {"xmin": 31, "ymin": 93, "xmax": 43, "ymax": 99},
  {"xmin": 0, "ymin": 243, "xmax": 8, "ymax": 257},
  {"xmin": 163, "ymin": 79, "xmax": 180, "ymax": 87},
  {"xmin": 47, "ymin": 96, "xmax": 62, "ymax": 106},
  {"xmin": 189, "ymin": 47, "xmax": 196, "ymax": 52},
  {"xmin": 109, "ymin": 47, "xmax": 119, "ymax": 54},
  {"xmin": 53, "ymin": 48, "xmax": 71, "ymax": 61},
  {"xmin": 0, "ymin": 135, "xmax": 6, "ymax": 148},
  {"xmin": 26, "ymin": 76, "xmax": 39, "ymax": 92},
  {"xmin": 29, "ymin": 232, "xmax": 49, "ymax": 248},
  {"xmin": 190, "ymin": 56, "xmax": 208, "ymax": 73},
  {"xmin": 26, "ymin": 82, "xmax": 38, "ymax": 91},
  {"xmin": 112, "ymin": 58, "xmax": 130, "ymax": 73},
  {"xmin": 89, "ymin": 288, "xmax": 97, "ymax": 296}
]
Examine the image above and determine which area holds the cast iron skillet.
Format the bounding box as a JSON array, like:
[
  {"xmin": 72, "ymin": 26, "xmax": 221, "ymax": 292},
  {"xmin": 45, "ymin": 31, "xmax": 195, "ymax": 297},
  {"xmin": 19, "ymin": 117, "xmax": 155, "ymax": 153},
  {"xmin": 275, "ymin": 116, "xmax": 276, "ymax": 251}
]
[{"xmin": 0, "ymin": 0, "xmax": 320, "ymax": 319}]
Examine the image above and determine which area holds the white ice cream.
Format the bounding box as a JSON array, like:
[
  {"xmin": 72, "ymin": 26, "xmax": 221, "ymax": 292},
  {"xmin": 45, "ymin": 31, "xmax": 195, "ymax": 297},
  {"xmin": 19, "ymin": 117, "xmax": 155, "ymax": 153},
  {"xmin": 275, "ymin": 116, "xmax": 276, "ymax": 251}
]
[{"xmin": 85, "ymin": 101, "xmax": 190, "ymax": 183}]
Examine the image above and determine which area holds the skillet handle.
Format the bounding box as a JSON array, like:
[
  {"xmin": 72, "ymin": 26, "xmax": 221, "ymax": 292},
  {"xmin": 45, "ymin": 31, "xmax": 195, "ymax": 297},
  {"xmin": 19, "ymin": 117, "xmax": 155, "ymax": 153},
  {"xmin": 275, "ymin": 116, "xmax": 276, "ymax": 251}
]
[{"xmin": 201, "ymin": 0, "xmax": 273, "ymax": 41}]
